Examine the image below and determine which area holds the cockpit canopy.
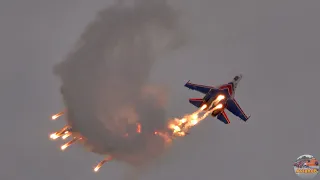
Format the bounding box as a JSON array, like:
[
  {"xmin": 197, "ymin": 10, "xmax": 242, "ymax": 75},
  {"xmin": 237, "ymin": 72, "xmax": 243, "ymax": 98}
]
[{"xmin": 234, "ymin": 76, "xmax": 239, "ymax": 81}]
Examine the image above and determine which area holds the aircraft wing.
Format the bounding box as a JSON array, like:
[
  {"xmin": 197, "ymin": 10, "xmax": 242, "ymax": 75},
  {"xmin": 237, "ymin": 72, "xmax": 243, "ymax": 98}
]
[
  {"xmin": 184, "ymin": 81, "xmax": 215, "ymax": 94},
  {"xmin": 226, "ymin": 98, "xmax": 250, "ymax": 121}
]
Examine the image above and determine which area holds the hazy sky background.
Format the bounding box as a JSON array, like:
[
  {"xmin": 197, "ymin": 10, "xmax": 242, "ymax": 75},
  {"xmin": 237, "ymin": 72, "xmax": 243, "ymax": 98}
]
[{"xmin": 1, "ymin": 0, "xmax": 320, "ymax": 180}]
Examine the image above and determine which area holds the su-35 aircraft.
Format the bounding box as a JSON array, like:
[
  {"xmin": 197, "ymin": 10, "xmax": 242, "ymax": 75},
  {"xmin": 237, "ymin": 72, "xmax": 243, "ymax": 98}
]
[{"xmin": 185, "ymin": 74, "xmax": 250, "ymax": 124}]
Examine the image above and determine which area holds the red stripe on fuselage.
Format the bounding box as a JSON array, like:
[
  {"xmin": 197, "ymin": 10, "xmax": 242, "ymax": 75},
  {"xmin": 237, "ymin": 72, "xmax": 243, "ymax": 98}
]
[
  {"xmin": 189, "ymin": 98, "xmax": 203, "ymax": 101},
  {"xmin": 218, "ymin": 84, "xmax": 233, "ymax": 96}
]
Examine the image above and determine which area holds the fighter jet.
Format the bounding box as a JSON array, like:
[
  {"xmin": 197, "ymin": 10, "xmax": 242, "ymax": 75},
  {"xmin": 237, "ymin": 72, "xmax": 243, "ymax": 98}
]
[{"xmin": 184, "ymin": 74, "xmax": 250, "ymax": 124}]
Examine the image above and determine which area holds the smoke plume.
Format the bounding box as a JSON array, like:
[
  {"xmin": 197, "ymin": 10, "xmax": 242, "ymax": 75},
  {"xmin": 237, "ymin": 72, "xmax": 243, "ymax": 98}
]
[{"xmin": 53, "ymin": 0, "xmax": 185, "ymax": 167}]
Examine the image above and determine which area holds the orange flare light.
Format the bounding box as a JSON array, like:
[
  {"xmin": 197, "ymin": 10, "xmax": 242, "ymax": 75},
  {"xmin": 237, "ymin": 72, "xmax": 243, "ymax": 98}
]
[
  {"xmin": 167, "ymin": 95, "xmax": 226, "ymax": 137},
  {"xmin": 51, "ymin": 111, "xmax": 64, "ymax": 120},
  {"xmin": 61, "ymin": 138, "xmax": 79, "ymax": 151},
  {"xmin": 94, "ymin": 156, "xmax": 112, "ymax": 172},
  {"xmin": 136, "ymin": 123, "xmax": 141, "ymax": 133}
]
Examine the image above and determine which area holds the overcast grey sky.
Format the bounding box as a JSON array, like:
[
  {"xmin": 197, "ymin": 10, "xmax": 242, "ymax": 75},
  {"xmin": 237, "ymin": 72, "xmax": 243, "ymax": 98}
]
[{"xmin": 1, "ymin": 0, "xmax": 320, "ymax": 180}]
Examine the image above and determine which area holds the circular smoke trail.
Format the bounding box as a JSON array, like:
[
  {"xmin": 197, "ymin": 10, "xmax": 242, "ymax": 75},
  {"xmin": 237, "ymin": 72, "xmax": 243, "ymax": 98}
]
[{"xmin": 52, "ymin": 0, "xmax": 186, "ymax": 170}]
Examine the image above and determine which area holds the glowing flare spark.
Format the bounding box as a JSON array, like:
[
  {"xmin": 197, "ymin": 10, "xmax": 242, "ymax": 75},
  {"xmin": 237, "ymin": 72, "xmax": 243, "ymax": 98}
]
[
  {"xmin": 48, "ymin": 93, "xmax": 226, "ymax": 172},
  {"xmin": 209, "ymin": 94, "xmax": 225, "ymax": 109},
  {"xmin": 60, "ymin": 138, "xmax": 78, "ymax": 151},
  {"xmin": 173, "ymin": 126, "xmax": 180, "ymax": 131},
  {"xmin": 200, "ymin": 104, "xmax": 207, "ymax": 110},
  {"xmin": 216, "ymin": 104, "xmax": 223, "ymax": 109},
  {"xmin": 191, "ymin": 119, "xmax": 198, "ymax": 125},
  {"xmin": 136, "ymin": 123, "xmax": 141, "ymax": 133},
  {"xmin": 154, "ymin": 131, "xmax": 172, "ymax": 144},
  {"xmin": 55, "ymin": 126, "xmax": 71, "ymax": 137},
  {"xmin": 191, "ymin": 114, "xmax": 198, "ymax": 120},
  {"xmin": 61, "ymin": 144, "xmax": 68, "ymax": 150},
  {"xmin": 217, "ymin": 95, "xmax": 225, "ymax": 101},
  {"xmin": 51, "ymin": 112, "xmax": 64, "ymax": 120},
  {"xmin": 167, "ymin": 104, "xmax": 209, "ymax": 135},
  {"xmin": 62, "ymin": 133, "xmax": 71, "ymax": 139},
  {"xmin": 50, "ymin": 133, "xmax": 58, "ymax": 140},
  {"xmin": 168, "ymin": 95, "xmax": 226, "ymax": 137},
  {"xmin": 93, "ymin": 157, "xmax": 112, "ymax": 172}
]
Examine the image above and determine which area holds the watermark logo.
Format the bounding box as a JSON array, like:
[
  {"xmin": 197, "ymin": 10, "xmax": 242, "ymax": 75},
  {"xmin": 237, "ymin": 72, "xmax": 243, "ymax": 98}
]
[{"xmin": 294, "ymin": 154, "xmax": 319, "ymax": 179}]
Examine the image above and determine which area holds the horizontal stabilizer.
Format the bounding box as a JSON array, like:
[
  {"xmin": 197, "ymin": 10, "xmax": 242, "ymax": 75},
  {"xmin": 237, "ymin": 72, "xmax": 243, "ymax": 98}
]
[
  {"xmin": 226, "ymin": 98, "xmax": 250, "ymax": 121},
  {"xmin": 216, "ymin": 111, "xmax": 230, "ymax": 124},
  {"xmin": 189, "ymin": 98, "xmax": 203, "ymax": 108}
]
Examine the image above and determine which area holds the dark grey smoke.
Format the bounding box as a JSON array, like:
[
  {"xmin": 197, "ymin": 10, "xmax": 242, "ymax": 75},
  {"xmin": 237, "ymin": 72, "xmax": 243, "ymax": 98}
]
[{"xmin": 53, "ymin": 0, "xmax": 185, "ymax": 167}]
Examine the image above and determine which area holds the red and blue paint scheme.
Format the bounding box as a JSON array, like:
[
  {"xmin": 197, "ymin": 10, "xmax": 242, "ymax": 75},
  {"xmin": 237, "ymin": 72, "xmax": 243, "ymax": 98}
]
[{"xmin": 185, "ymin": 74, "xmax": 250, "ymax": 124}]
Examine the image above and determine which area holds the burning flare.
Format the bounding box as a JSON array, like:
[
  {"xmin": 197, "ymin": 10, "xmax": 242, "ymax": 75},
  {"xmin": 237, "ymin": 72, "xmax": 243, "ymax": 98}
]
[
  {"xmin": 48, "ymin": 95, "xmax": 225, "ymax": 172},
  {"xmin": 49, "ymin": 125, "xmax": 71, "ymax": 140},
  {"xmin": 62, "ymin": 131, "xmax": 71, "ymax": 139},
  {"xmin": 49, "ymin": 133, "xmax": 59, "ymax": 140},
  {"xmin": 94, "ymin": 156, "xmax": 112, "ymax": 172},
  {"xmin": 61, "ymin": 137, "xmax": 80, "ymax": 151},
  {"xmin": 167, "ymin": 94, "xmax": 225, "ymax": 136},
  {"xmin": 51, "ymin": 111, "xmax": 64, "ymax": 120},
  {"xmin": 136, "ymin": 123, "xmax": 141, "ymax": 133},
  {"xmin": 216, "ymin": 95, "xmax": 225, "ymax": 101}
]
